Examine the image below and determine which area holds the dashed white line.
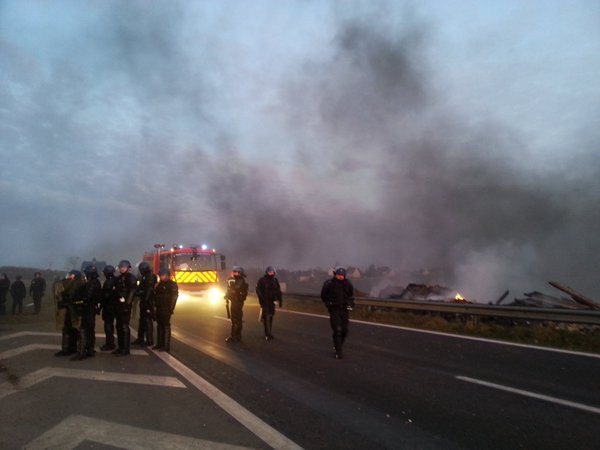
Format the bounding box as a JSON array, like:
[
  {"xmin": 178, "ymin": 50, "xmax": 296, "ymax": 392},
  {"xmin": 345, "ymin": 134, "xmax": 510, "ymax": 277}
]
[{"xmin": 456, "ymin": 375, "xmax": 600, "ymax": 415}]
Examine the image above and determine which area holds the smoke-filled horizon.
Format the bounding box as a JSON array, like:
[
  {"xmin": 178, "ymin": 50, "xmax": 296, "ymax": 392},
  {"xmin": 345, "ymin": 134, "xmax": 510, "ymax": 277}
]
[{"xmin": 1, "ymin": 1, "xmax": 599, "ymax": 299}]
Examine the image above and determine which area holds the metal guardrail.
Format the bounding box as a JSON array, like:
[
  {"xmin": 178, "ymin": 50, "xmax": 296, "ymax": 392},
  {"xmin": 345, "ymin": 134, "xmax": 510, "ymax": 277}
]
[{"xmin": 285, "ymin": 293, "xmax": 600, "ymax": 326}]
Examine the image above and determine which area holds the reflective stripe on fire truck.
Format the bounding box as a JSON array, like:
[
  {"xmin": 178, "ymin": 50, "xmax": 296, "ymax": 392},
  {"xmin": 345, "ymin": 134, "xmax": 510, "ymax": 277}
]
[{"xmin": 173, "ymin": 271, "xmax": 218, "ymax": 284}]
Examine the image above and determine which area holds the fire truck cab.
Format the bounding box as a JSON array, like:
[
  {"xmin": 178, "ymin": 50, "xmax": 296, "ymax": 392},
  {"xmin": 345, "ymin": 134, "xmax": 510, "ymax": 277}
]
[{"xmin": 143, "ymin": 244, "xmax": 226, "ymax": 293}]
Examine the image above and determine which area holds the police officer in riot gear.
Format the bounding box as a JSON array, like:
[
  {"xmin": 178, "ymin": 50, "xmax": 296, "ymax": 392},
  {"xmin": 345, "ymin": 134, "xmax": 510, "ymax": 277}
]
[
  {"xmin": 256, "ymin": 266, "xmax": 282, "ymax": 341},
  {"xmin": 113, "ymin": 260, "xmax": 137, "ymax": 356},
  {"xmin": 72, "ymin": 265, "xmax": 102, "ymax": 360},
  {"xmin": 153, "ymin": 268, "xmax": 178, "ymax": 352},
  {"xmin": 321, "ymin": 266, "xmax": 355, "ymax": 359},
  {"xmin": 132, "ymin": 262, "xmax": 157, "ymax": 347},
  {"xmin": 55, "ymin": 270, "xmax": 84, "ymax": 356},
  {"xmin": 100, "ymin": 265, "xmax": 118, "ymax": 351},
  {"xmin": 224, "ymin": 266, "xmax": 248, "ymax": 342},
  {"xmin": 29, "ymin": 272, "xmax": 46, "ymax": 314},
  {"xmin": 0, "ymin": 273, "xmax": 10, "ymax": 315}
]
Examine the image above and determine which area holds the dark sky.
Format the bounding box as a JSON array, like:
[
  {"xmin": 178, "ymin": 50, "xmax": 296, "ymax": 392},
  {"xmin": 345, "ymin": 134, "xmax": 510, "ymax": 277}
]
[{"xmin": 1, "ymin": 1, "xmax": 599, "ymax": 299}]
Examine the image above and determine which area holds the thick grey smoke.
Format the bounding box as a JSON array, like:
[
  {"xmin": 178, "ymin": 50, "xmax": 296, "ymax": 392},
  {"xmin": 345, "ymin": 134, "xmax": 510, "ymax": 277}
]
[
  {"xmin": 276, "ymin": 16, "xmax": 600, "ymax": 298},
  {"xmin": 1, "ymin": 2, "xmax": 599, "ymax": 299}
]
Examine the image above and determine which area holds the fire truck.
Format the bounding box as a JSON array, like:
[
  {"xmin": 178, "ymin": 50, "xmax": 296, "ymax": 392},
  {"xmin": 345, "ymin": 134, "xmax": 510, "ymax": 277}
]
[{"xmin": 143, "ymin": 244, "xmax": 226, "ymax": 299}]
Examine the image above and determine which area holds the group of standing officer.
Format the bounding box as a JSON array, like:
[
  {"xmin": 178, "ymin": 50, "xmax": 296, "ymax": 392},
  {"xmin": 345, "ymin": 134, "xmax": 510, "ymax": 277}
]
[
  {"xmin": 0, "ymin": 272, "xmax": 47, "ymax": 315},
  {"xmin": 224, "ymin": 264, "xmax": 354, "ymax": 359},
  {"xmin": 224, "ymin": 265, "xmax": 284, "ymax": 343},
  {"xmin": 54, "ymin": 260, "xmax": 179, "ymax": 360},
  {"xmin": 52, "ymin": 260, "xmax": 355, "ymax": 360}
]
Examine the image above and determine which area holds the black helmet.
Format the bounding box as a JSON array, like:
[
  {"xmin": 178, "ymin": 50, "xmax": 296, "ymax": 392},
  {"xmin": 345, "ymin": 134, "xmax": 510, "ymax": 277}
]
[
  {"xmin": 118, "ymin": 260, "xmax": 131, "ymax": 269},
  {"xmin": 83, "ymin": 265, "xmax": 98, "ymax": 277},
  {"xmin": 158, "ymin": 268, "xmax": 171, "ymax": 277},
  {"xmin": 103, "ymin": 265, "xmax": 115, "ymax": 276},
  {"xmin": 334, "ymin": 266, "xmax": 347, "ymax": 277},
  {"xmin": 138, "ymin": 261, "xmax": 151, "ymax": 274},
  {"xmin": 68, "ymin": 270, "xmax": 82, "ymax": 279},
  {"xmin": 265, "ymin": 266, "xmax": 276, "ymax": 275},
  {"xmin": 232, "ymin": 265, "xmax": 245, "ymax": 276}
]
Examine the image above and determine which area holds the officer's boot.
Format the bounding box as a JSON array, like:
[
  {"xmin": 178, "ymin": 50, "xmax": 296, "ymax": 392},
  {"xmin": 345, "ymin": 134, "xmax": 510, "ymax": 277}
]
[
  {"xmin": 268, "ymin": 315, "xmax": 274, "ymax": 340},
  {"xmin": 161, "ymin": 325, "xmax": 171, "ymax": 352},
  {"xmin": 333, "ymin": 332, "xmax": 343, "ymax": 359},
  {"xmin": 264, "ymin": 315, "xmax": 274, "ymax": 340},
  {"xmin": 120, "ymin": 326, "xmax": 131, "ymax": 355},
  {"xmin": 153, "ymin": 326, "xmax": 163, "ymax": 350},
  {"xmin": 87, "ymin": 322, "xmax": 96, "ymax": 356},
  {"xmin": 101, "ymin": 321, "xmax": 115, "ymax": 350},
  {"xmin": 132, "ymin": 317, "xmax": 145, "ymax": 345},
  {"xmin": 71, "ymin": 329, "xmax": 87, "ymax": 361},
  {"xmin": 68, "ymin": 328, "xmax": 78, "ymax": 353},
  {"xmin": 145, "ymin": 317, "xmax": 154, "ymax": 346},
  {"xmin": 225, "ymin": 324, "xmax": 236, "ymax": 342},
  {"xmin": 113, "ymin": 325, "xmax": 124, "ymax": 354},
  {"xmin": 55, "ymin": 331, "xmax": 71, "ymax": 356},
  {"xmin": 235, "ymin": 322, "xmax": 243, "ymax": 342}
]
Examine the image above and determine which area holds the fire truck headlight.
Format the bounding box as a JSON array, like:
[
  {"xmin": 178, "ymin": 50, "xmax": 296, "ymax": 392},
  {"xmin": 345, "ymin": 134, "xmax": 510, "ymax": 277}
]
[{"xmin": 208, "ymin": 287, "xmax": 223, "ymax": 305}]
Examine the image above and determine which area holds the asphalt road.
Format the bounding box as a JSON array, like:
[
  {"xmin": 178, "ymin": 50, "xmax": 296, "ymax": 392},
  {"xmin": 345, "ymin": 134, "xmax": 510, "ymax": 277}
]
[
  {"xmin": 169, "ymin": 294, "xmax": 600, "ymax": 449},
  {"xmin": 1, "ymin": 295, "xmax": 599, "ymax": 449}
]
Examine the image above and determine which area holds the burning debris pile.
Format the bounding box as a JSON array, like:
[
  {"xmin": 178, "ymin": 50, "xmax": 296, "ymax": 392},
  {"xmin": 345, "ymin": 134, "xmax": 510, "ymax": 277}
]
[
  {"xmin": 381, "ymin": 280, "xmax": 600, "ymax": 310},
  {"xmin": 505, "ymin": 281, "xmax": 600, "ymax": 310},
  {"xmin": 389, "ymin": 283, "xmax": 469, "ymax": 302}
]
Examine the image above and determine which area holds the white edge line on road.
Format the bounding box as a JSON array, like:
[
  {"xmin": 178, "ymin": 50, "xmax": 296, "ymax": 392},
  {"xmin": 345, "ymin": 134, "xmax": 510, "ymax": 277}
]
[
  {"xmin": 152, "ymin": 350, "xmax": 304, "ymax": 450},
  {"xmin": 456, "ymin": 375, "xmax": 600, "ymax": 415},
  {"xmin": 278, "ymin": 309, "xmax": 600, "ymax": 360}
]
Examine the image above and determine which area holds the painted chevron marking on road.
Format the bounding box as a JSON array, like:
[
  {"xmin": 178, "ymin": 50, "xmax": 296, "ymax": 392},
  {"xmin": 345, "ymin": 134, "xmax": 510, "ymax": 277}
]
[
  {"xmin": 0, "ymin": 331, "xmax": 57, "ymax": 341},
  {"xmin": 456, "ymin": 375, "xmax": 600, "ymax": 415},
  {"xmin": 25, "ymin": 414, "xmax": 255, "ymax": 450},
  {"xmin": 0, "ymin": 367, "xmax": 185, "ymax": 400},
  {"xmin": 0, "ymin": 344, "xmax": 56, "ymax": 359},
  {"xmin": 154, "ymin": 350, "xmax": 305, "ymax": 450},
  {"xmin": 0, "ymin": 343, "xmax": 148, "ymax": 360}
]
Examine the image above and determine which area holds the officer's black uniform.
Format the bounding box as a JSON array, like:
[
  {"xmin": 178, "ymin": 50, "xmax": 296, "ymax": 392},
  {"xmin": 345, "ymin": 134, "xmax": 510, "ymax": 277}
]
[
  {"xmin": 10, "ymin": 276, "xmax": 26, "ymax": 315},
  {"xmin": 132, "ymin": 263, "xmax": 157, "ymax": 347},
  {"xmin": 73, "ymin": 267, "xmax": 102, "ymax": 360},
  {"xmin": 55, "ymin": 271, "xmax": 85, "ymax": 356},
  {"xmin": 0, "ymin": 274, "xmax": 10, "ymax": 315},
  {"xmin": 321, "ymin": 267, "xmax": 355, "ymax": 359},
  {"xmin": 224, "ymin": 267, "xmax": 248, "ymax": 342},
  {"xmin": 29, "ymin": 273, "xmax": 46, "ymax": 314},
  {"xmin": 153, "ymin": 269, "xmax": 178, "ymax": 352},
  {"xmin": 100, "ymin": 266, "xmax": 118, "ymax": 351},
  {"xmin": 256, "ymin": 267, "xmax": 282, "ymax": 340},
  {"xmin": 113, "ymin": 261, "xmax": 137, "ymax": 356}
]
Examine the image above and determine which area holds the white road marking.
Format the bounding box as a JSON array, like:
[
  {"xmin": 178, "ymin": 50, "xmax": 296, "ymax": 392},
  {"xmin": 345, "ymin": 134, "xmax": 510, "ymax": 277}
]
[
  {"xmin": 456, "ymin": 375, "xmax": 600, "ymax": 415},
  {"xmin": 0, "ymin": 344, "xmax": 56, "ymax": 359},
  {"xmin": 153, "ymin": 350, "xmax": 304, "ymax": 450},
  {"xmin": 0, "ymin": 331, "xmax": 57, "ymax": 341},
  {"xmin": 214, "ymin": 315, "xmax": 230, "ymax": 321},
  {"xmin": 0, "ymin": 343, "xmax": 147, "ymax": 359},
  {"xmin": 0, "ymin": 367, "xmax": 185, "ymax": 400},
  {"xmin": 279, "ymin": 309, "xmax": 600, "ymax": 360},
  {"xmin": 25, "ymin": 414, "xmax": 256, "ymax": 450}
]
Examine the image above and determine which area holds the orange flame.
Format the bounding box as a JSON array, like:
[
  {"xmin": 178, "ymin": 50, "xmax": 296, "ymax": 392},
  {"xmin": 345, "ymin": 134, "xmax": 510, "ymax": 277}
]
[{"xmin": 455, "ymin": 293, "xmax": 465, "ymax": 301}]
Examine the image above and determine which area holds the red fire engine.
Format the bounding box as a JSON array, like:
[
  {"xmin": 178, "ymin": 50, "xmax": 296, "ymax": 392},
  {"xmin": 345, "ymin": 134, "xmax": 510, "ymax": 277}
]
[{"xmin": 143, "ymin": 244, "xmax": 226, "ymax": 292}]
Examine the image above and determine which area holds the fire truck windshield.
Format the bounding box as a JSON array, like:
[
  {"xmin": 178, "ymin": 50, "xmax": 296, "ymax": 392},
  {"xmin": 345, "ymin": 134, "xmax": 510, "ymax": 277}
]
[{"xmin": 173, "ymin": 253, "xmax": 216, "ymax": 271}]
